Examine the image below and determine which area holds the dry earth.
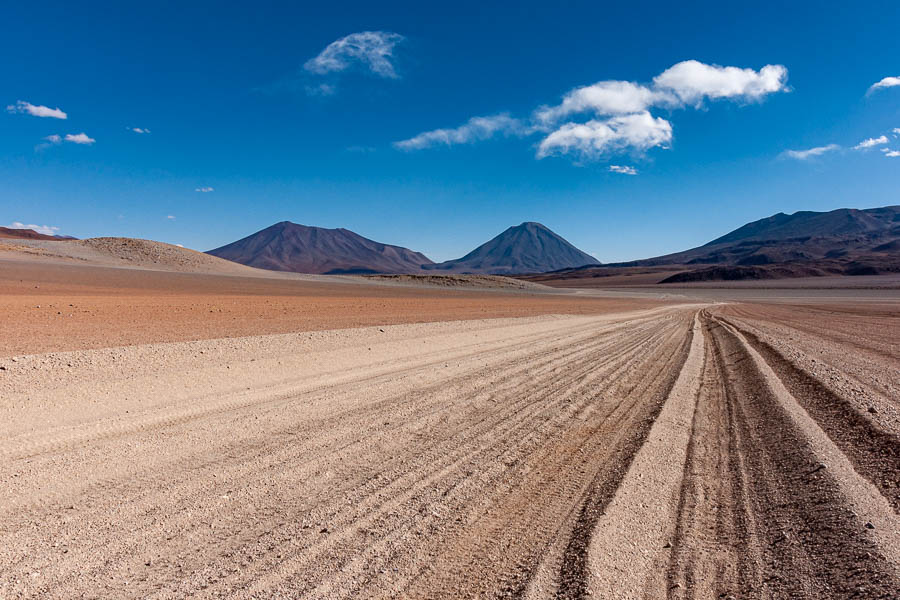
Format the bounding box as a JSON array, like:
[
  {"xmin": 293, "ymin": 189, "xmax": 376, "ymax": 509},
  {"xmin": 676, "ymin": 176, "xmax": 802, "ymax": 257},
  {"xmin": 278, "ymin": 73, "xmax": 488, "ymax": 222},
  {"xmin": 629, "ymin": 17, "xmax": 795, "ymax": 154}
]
[
  {"xmin": 1, "ymin": 296, "xmax": 899, "ymax": 599},
  {"xmin": 0, "ymin": 259, "xmax": 652, "ymax": 357}
]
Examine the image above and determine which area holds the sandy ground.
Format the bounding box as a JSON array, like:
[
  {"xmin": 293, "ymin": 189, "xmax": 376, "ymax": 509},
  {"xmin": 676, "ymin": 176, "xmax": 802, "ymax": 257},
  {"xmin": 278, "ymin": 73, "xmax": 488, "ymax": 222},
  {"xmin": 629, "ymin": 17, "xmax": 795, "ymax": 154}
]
[
  {"xmin": 1, "ymin": 295, "xmax": 899, "ymax": 598},
  {"xmin": 0, "ymin": 259, "xmax": 658, "ymax": 357},
  {"xmin": 1, "ymin": 251, "xmax": 899, "ymax": 598}
]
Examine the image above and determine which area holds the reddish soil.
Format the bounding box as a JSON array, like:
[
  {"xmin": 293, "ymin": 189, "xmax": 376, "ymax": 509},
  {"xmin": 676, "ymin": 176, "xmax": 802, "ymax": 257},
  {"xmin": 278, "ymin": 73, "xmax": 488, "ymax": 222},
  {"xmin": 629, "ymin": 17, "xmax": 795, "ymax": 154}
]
[{"xmin": 0, "ymin": 259, "xmax": 664, "ymax": 357}]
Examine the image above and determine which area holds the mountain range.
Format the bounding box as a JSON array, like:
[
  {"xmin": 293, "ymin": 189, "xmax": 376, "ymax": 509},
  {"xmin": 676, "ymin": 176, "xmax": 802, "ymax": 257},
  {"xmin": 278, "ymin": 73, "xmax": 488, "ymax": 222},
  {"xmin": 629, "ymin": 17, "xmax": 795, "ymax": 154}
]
[
  {"xmin": 536, "ymin": 205, "xmax": 900, "ymax": 283},
  {"xmin": 208, "ymin": 221, "xmax": 597, "ymax": 275},
  {"xmin": 206, "ymin": 205, "xmax": 900, "ymax": 281}
]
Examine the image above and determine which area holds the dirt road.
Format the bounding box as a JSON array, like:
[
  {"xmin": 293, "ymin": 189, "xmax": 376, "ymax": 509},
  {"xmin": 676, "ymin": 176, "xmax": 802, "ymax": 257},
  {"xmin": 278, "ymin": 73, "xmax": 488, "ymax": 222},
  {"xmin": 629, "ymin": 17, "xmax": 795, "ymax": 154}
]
[{"xmin": 1, "ymin": 304, "xmax": 898, "ymax": 598}]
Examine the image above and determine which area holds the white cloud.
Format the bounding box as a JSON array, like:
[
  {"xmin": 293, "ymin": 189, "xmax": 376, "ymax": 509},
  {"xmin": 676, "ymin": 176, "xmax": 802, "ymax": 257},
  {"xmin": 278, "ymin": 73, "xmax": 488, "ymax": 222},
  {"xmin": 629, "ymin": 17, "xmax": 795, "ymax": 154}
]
[
  {"xmin": 166, "ymin": 215, "xmax": 176, "ymax": 220},
  {"xmin": 534, "ymin": 81, "xmax": 661, "ymax": 123},
  {"xmin": 9, "ymin": 221, "xmax": 60, "ymax": 235},
  {"xmin": 893, "ymin": 128, "xmax": 900, "ymax": 137},
  {"xmin": 884, "ymin": 150, "xmax": 900, "ymax": 158},
  {"xmin": 129, "ymin": 127, "xmax": 150, "ymax": 134},
  {"xmin": 394, "ymin": 114, "xmax": 525, "ymax": 150},
  {"xmin": 853, "ymin": 135, "xmax": 888, "ymax": 150},
  {"xmin": 782, "ymin": 143, "xmax": 840, "ymax": 160},
  {"xmin": 609, "ymin": 165, "xmax": 638, "ymax": 175},
  {"xmin": 6, "ymin": 100, "xmax": 67, "ymax": 119},
  {"xmin": 653, "ymin": 61, "xmax": 788, "ymax": 105},
  {"xmin": 195, "ymin": 186, "xmax": 215, "ymax": 193},
  {"xmin": 537, "ymin": 112, "xmax": 673, "ymax": 160},
  {"xmin": 64, "ymin": 133, "xmax": 95, "ymax": 145},
  {"xmin": 868, "ymin": 76, "xmax": 900, "ymax": 94},
  {"xmin": 397, "ymin": 60, "xmax": 787, "ymax": 163},
  {"xmin": 43, "ymin": 134, "xmax": 62, "ymax": 144},
  {"xmin": 304, "ymin": 31, "xmax": 404, "ymax": 79}
]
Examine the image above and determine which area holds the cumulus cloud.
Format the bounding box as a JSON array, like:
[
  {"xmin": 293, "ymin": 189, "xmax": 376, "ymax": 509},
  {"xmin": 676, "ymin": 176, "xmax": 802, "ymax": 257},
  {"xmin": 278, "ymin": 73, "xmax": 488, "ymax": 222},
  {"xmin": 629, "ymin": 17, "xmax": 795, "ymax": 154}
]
[
  {"xmin": 9, "ymin": 222, "xmax": 60, "ymax": 235},
  {"xmin": 782, "ymin": 144, "xmax": 840, "ymax": 160},
  {"xmin": 868, "ymin": 76, "xmax": 900, "ymax": 94},
  {"xmin": 894, "ymin": 128, "xmax": 900, "ymax": 137},
  {"xmin": 304, "ymin": 31, "xmax": 404, "ymax": 79},
  {"xmin": 537, "ymin": 112, "xmax": 673, "ymax": 160},
  {"xmin": 64, "ymin": 133, "xmax": 95, "ymax": 145},
  {"xmin": 394, "ymin": 114, "xmax": 526, "ymax": 150},
  {"xmin": 609, "ymin": 165, "xmax": 637, "ymax": 175},
  {"xmin": 6, "ymin": 100, "xmax": 67, "ymax": 119},
  {"xmin": 653, "ymin": 61, "xmax": 788, "ymax": 105},
  {"xmin": 129, "ymin": 127, "xmax": 150, "ymax": 134},
  {"xmin": 397, "ymin": 60, "xmax": 787, "ymax": 163},
  {"xmin": 195, "ymin": 186, "xmax": 214, "ymax": 193},
  {"xmin": 883, "ymin": 149, "xmax": 900, "ymax": 157},
  {"xmin": 534, "ymin": 81, "xmax": 661, "ymax": 123},
  {"xmin": 854, "ymin": 135, "xmax": 888, "ymax": 150},
  {"xmin": 44, "ymin": 134, "xmax": 62, "ymax": 144}
]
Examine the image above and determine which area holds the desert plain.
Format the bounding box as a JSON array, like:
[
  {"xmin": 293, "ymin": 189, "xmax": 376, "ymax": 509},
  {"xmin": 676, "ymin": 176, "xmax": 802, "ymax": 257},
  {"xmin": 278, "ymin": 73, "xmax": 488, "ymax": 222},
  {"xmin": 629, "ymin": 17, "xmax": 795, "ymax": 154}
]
[{"xmin": 1, "ymin": 242, "xmax": 899, "ymax": 599}]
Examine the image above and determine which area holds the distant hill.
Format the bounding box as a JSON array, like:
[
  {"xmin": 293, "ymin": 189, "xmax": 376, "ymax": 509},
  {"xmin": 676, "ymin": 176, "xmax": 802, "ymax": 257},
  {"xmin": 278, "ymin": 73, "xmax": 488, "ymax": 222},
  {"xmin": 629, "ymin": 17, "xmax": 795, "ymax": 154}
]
[
  {"xmin": 424, "ymin": 222, "xmax": 598, "ymax": 275},
  {"xmin": 524, "ymin": 206, "xmax": 900, "ymax": 284},
  {"xmin": 0, "ymin": 227, "xmax": 76, "ymax": 241},
  {"xmin": 617, "ymin": 206, "xmax": 900, "ymax": 269},
  {"xmin": 207, "ymin": 221, "xmax": 434, "ymax": 274}
]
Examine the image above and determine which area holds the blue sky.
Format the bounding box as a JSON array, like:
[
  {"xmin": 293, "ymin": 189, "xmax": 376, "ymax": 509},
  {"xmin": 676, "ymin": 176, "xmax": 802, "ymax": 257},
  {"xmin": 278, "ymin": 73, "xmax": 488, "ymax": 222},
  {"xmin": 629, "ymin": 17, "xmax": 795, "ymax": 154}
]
[{"xmin": 2, "ymin": 1, "xmax": 898, "ymax": 262}]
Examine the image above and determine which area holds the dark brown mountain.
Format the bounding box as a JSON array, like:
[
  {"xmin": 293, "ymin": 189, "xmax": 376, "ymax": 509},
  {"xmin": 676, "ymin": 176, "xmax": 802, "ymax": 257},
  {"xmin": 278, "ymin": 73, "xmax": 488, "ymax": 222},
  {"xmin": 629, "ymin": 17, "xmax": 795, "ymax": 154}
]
[
  {"xmin": 424, "ymin": 222, "xmax": 598, "ymax": 275},
  {"xmin": 0, "ymin": 227, "xmax": 76, "ymax": 241},
  {"xmin": 525, "ymin": 205, "xmax": 900, "ymax": 284},
  {"xmin": 207, "ymin": 221, "xmax": 433, "ymax": 274}
]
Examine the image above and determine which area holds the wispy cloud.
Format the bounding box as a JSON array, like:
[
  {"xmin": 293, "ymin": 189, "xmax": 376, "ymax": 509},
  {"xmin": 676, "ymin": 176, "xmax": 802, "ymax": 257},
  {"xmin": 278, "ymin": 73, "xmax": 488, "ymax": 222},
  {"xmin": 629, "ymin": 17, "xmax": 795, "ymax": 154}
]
[
  {"xmin": 128, "ymin": 127, "xmax": 150, "ymax": 134},
  {"xmin": 867, "ymin": 76, "xmax": 900, "ymax": 94},
  {"xmin": 782, "ymin": 144, "xmax": 840, "ymax": 160},
  {"xmin": 609, "ymin": 165, "xmax": 638, "ymax": 175},
  {"xmin": 6, "ymin": 100, "xmax": 67, "ymax": 119},
  {"xmin": 894, "ymin": 128, "xmax": 900, "ymax": 137},
  {"xmin": 35, "ymin": 134, "xmax": 62, "ymax": 150},
  {"xmin": 396, "ymin": 60, "xmax": 787, "ymax": 163},
  {"xmin": 853, "ymin": 135, "xmax": 888, "ymax": 150},
  {"xmin": 195, "ymin": 186, "xmax": 214, "ymax": 193},
  {"xmin": 883, "ymin": 149, "xmax": 900, "ymax": 158},
  {"xmin": 394, "ymin": 114, "xmax": 526, "ymax": 150},
  {"xmin": 9, "ymin": 221, "xmax": 60, "ymax": 235},
  {"xmin": 304, "ymin": 31, "xmax": 404, "ymax": 79},
  {"xmin": 64, "ymin": 133, "xmax": 95, "ymax": 145},
  {"xmin": 166, "ymin": 215, "xmax": 176, "ymax": 220}
]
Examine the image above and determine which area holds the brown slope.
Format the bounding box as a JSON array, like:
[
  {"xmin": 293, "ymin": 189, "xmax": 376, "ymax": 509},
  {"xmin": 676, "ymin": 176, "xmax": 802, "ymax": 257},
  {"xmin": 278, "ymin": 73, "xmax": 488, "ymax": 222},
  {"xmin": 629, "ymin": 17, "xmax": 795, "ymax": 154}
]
[
  {"xmin": 425, "ymin": 222, "xmax": 599, "ymax": 275},
  {"xmin": 208, "ymin": 221, "xmax": 433, "ymax": 274},
  {"xmin": 0, "ymin": 226, "xmax": 74, "ymax": 241}
]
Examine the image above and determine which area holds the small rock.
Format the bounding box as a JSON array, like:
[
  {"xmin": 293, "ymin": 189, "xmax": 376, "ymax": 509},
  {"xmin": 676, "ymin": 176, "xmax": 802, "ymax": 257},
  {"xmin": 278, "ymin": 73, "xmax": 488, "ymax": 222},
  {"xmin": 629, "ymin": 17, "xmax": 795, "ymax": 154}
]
[
  {"xmin": 865, "ymin": 522, "xmax": 875, "ymax": 529},
  {"xmin": 320, "ymin": 527, "xmax": 329, "ymax": 534},
  {"xmin": 867, "ymin": 406, "xmax": 878, "ymax": 414},
  {"xmin": 663, "ymin": 542, "xmax": 672, "ymax": 548}
]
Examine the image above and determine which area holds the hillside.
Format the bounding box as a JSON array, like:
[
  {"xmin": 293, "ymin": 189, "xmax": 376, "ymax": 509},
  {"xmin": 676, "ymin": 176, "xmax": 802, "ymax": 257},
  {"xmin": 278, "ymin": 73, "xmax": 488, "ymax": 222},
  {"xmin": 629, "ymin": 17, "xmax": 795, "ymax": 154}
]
[
  {"xmin": 424, "ymin": 222, "xmax": 598, "ymax": 275},
  {"xmin": 207, "ymin": 222, "xmax": 433, "ymax": 274}
]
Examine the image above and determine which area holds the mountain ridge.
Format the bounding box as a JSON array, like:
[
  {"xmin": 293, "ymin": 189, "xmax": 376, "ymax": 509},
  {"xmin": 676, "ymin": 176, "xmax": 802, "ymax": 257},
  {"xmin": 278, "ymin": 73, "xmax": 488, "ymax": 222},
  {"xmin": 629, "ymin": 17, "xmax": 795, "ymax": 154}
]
[{"xmin": 207, "ymin": 221, "xmax": 433, "ymax": 274}]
